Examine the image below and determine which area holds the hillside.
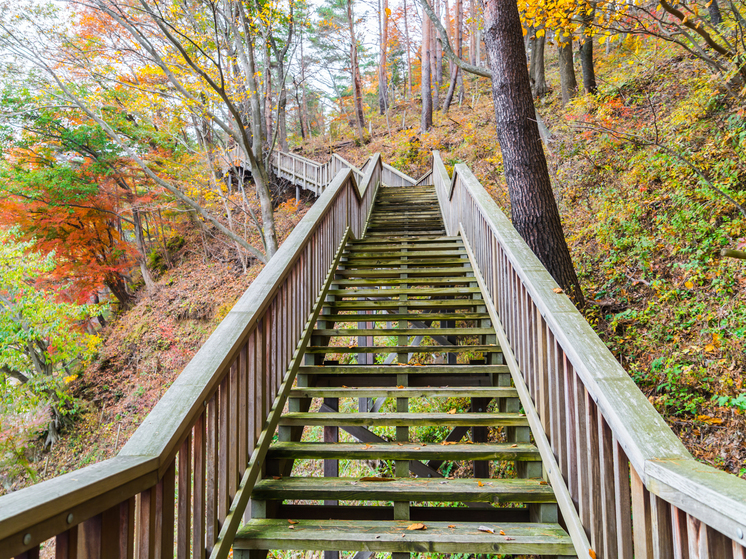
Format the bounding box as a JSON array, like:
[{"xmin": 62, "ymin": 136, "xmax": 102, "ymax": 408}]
[
  {"xmin": 298, "ymin": 37, "xmax": 746, "ymax": 478},
  {"xmin": 3, "ymin": 34, "xmax": 745, "ymax": 496},
  {"xmin": 0, "ymin": 197, "xmax": 313, "ymax": 494}
]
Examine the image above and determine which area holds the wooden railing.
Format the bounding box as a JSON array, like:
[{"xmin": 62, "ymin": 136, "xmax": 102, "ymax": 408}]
[
  {"xmin": 431, "ymin": 151, "xmax": 746, "ymax": 559},
  {"xmin": 0, "ymin": 155, "xmax": 383, "ymax": 559},
  {"xmin": 271, "ymin": 151, "xmax": 365, "ymax": 195}
]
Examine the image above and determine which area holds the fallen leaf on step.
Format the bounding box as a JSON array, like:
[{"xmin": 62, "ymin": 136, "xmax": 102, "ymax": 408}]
[
  {"xmin": 288, "ymin": 526, "xmax": 295, "ymax": 529},
  {"xmin": 553, "ymin": 288, "xmax": 563, "ymax": 293},
  {"xmin": 414, "ymin": 447, "xmax": 421, "ymax": 450},
  {"xmin": 448, "ymin": 525, "xmax": 456, "ymax": 529},
  {"xmin": 510, "ymin": 444, "xmax": 518, "ymax": 448},
  {"xmin": 499, "ymin": 530, "xmax": 506, "ymax": 535},
  {"xmin": 362, "ymin": 444, "xmax": 373, "ymax": 449},
  {"xmin": 272, "ymin": 476, "xmax": 283, "ymax": 480},
  {"xmin": 477, "ymin": 481, "xmax": 484, "ymax": 487},
  {"xmin": 504, "ymin": 536, "xmax": 514, "ymax": 540},
  {"xmin": 447, "ymin": 408, "xmax": 457, "ymax": 414},
  {"xmin": 421, "ymin": 443, "xmax": 427, "ymax": 446},
  {"xmin": 397, "ymin": 442, "xmax": 403, "ymax": 446},
  {"xmin": 407, "ymin": 523, "xmax": 427, "ymax": 531},
  {"xmin": 397, "ymin": 385, "xmax": 405, "ymax": 388},
  {"xmin": 448, "ymin": 476, "xmax": 455, "ymax": 480},
  {"xmin": 539, "ymin": 481, "xmax": 548, "ymax": 485},
  {"xmin": 589, "ymin": 550, "xmax": 597, "ymax": 559},
  {"xmin": 478, "ymin": 526, "xmax": 495, "ymax": 534},
  {"xmin": 288, "ymin": 520, "xmax": 298, "ymax": 525}
]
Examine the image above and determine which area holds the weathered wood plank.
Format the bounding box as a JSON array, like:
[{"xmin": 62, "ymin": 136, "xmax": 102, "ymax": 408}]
[
  {"xmin": 252, "ymin": 477, "xmax": 556, "ymax": 503},
  {"xmin": 278, "ymin": 412, "xmax": 529, "ymax": 427},
  {"xmin": 289, "ymin": 387, "xmax": 519, "ymax": 399},
  {"xmin": 267, "ymin": 442, "xmax": 541, "ymax": 461},
  {"xmin": 233, "ymin": 519, "xmax": 574, "ymax": 555}
]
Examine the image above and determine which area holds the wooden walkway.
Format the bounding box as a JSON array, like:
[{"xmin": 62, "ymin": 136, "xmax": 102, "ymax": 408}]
[
  {"xmin": 2, "ymin": 153, "xmax": 745, "ymax": 559},
  {"xmin": 234, "ymin": 185, "xmax": 573, "ymax": 557}
]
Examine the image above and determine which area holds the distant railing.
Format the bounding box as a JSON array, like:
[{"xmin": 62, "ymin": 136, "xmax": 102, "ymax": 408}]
[
  {"xmin": 0, "ymin": 156, "xmax": 383, "ymax": 559},
  {"xmin": 432, "ymin": 150, "xmax": 746, "ymax": 559}
]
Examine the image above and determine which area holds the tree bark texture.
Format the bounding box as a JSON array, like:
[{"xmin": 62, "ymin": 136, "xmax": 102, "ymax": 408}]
[
  {"xmin": 379, "ymin": 0, "xmax": 390, "ymax": 114},
  {"xmin": 421, "ymin": 3, "xmax": 433, "ymax": 131},
  {"xmin": 558, "ymin": 30, "xmax": 578, "ymax": 105},
  {"xmin": 529, "ymin": 29, "xmax": 548, "ymax": 98},
  {"xmin": 456, "ymin": 0, "xmax": 465, "ymax": 101},
  {"xmin": 579, "ymin": 8, "xmax": 597, "ymax": 94},
  {"xmin": 404, "ymin": 0, "xmax": 413, "ymax": 99},
  {"xmin": 479, "ymin": 0, "xmax": 583, "ymax": 304},
  {"xmin": 709, "ymin": 0, "xmax": 723, "ymax": 24}
]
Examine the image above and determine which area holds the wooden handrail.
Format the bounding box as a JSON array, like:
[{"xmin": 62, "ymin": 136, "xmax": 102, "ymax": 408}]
[
  {"xmin": 0, "ymin": 155, "xmax": 383, "ymax": 559},
  {"xmin": 431, "ymin": 150, "xmax": 746, "ymax": 557}
]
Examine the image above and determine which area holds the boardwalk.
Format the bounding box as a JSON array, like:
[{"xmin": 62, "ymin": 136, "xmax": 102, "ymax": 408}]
[{"xmin": 1, "ymin": 152, "xmax": 744, "ymax": 559}]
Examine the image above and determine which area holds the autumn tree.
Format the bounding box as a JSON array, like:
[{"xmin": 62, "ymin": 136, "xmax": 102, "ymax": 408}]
[{"xmin": 0, "ymin": 231, "xmax": 101, "ymax": 445}]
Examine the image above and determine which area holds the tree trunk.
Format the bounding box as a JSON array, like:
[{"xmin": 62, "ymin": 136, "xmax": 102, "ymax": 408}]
[
  {"xmin": 529, "ymin": 29, "xmax": 548, "ymax": 98},
  {"xmin": 347, "ymin": 0, "xmax": 366, "ymax": 142},
  {"xmin": 479, "ymin": 0, "xmax": 583, "ymax": 304},
  {"xmin": 243, "ymin": 24, "xmax": 279, "ymax": 257},
  {"xmin": 264, "ymin": 46, "xmax": 273, "ymax": 148},
  {"xmin": 421, "ymin": 2, "xmax": 433, "ymax": 131},
  {"xmin": 278, "ymin": 82, "xmax": 288, "ymax": 151},
  {"xmin": 132, "ymin": 208, "xmax": 157, "ymax": 292},
  {"xmin": 301, "ymin": 29, "xmax": 310, "ymax": 135},
  {"xmin": 456, "ymin": 0, "xmax": 465, "ymax": 101},
  {"xmin": 434, "ymin": 0, "xmax": 443, "ymax": 109},
  {"xmin": 379, "ymin": 0, "xmax": 389, "ymax": 114},
  {"xmin": 558, "ymin": 30, "xmax": 578, "ymax": 105},
  {"xmin": 579, "ymin": 8, "xmax": 597, "ymax": 94},
  {"xmin": 469, "ymin": 0, "xmax": 476, "ymax": 65},
  {"xmin": 404, "ymin": 0, "xmax": 413, "ymax": 99},
  {"xmin": 709, "ymin": 0, "xmax": 723, "ymax": 24},
  {"xmin": 442, "ymin": 65, "xmax": 459, "ymax": 112}
]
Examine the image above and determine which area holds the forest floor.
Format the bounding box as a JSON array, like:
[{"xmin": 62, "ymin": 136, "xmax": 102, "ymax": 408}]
[
  {"xmin": 1, "ymin": 193, "xmax": 313, "ymax": 494},
  {"xmin": 4, "ymin": 33, "xmax": 745, "ymax": 495}
]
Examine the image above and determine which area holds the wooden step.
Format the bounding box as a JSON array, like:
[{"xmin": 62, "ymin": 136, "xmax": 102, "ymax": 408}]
[
  {"xmin": 298, "ymin": 364, "xmax": 508, "ymax": 375},
  {"xmin": 319, "ymin": 312, "xmax": 490, "ymax": 322},
  {"xmin": 305, "ymin": 344, "xmax": 501, "ymax": 354},
  {"xmin": 349, "ymin": 237, "xmax": 460, "ymax": 244},
  {"xmin": 277, "ymin": 412, "xmax": 528, "ymax": 428},
  {"xmin": 288, "ymin": 386, "xmax": 519, "ymax": 399},
  {"xmin": 334, "ymin": 267, "xmax": 473, "ymax": 278},
  {"xmin": 266, "ymin": 442, "xmax": 541, "ymax": 461},
  {"xmin": 234, "ymin": 519, "xmax": 573, "ymax": 555},
  {"xmin": 325, "ymin": 300, "xmax": 486, "ymax": 310},
  {"xmin": 312, "ymin": 327, "xmax": 494, "ymax": 336},
  {"xmin": 343, "ymin": 250, "xmax": 466, "ymax": 258},
  {"xmin": 345, "ymin": 243, "xmax": 463, "ymax": 252},
  {"xmin": 341, "ymin": 258, "xmax": 469, "ymax": 267},
  {"xmin": 327, "ymin": 287, "xmax": 481, "ymax": 297},
  {"xmin": 252, "ymin": 476, "xmax": 556, "ymax": 504},
  {"xmin": 331, "ymin": 278, "xmax": 475, "ymax": 287}
]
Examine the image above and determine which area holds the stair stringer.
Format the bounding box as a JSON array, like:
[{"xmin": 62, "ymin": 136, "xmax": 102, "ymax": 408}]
[{"xmin": 459, "ymin": 226, "xmax": 593, "ymax": 558}]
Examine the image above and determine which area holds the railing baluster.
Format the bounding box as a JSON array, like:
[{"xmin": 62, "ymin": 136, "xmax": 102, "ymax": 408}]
[
  {"xmin": 177, "ymin": 436, "xmax": 191, "ymax": 559},
  {"xmin": 156, "ymin": 461, "xmax": 175, "ymax": 558},
  {"xmin": 631, "ymin": 466, "xmax": 654, "ymax": 558},
  {"xmin": 205, "ymin": 394, "xmax": 218, "ymax": 553},
  {"xmin": 56, "ymin": 526, "xmax": 79, "ymax": 559},
  {"xmin": 598, "ymin": 415, "xmax": 618, "ymax": 559},
  {"xmin": 193, "ymin": 413, "xmax": 206, "ymax": 559},
  {"xmin": 137, "ymin": 486, "xmax": 157, "ymax": 558}
]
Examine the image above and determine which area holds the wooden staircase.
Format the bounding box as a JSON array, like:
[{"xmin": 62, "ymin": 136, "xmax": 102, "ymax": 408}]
[{"xmin": 234, "ymin": 185, "xmax": 574, "ymax": 557}]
